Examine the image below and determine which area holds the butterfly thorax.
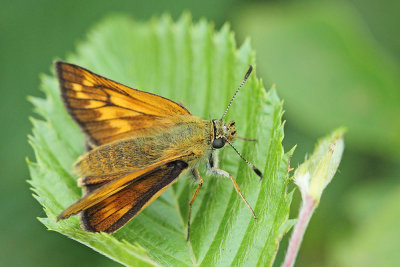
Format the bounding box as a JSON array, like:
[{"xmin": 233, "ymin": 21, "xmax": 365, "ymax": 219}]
[{"xmin": 75, "ymin": 116, "xmax": 213, "ymax": 177}]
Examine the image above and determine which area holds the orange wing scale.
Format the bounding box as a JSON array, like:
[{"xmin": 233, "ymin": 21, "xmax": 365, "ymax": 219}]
[{"xmin": 55, "ymin": 61, "xmax": 190, "ymax": 146}]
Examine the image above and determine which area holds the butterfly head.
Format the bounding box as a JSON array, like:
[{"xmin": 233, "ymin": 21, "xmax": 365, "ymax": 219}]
[{"xmin": 212, "ymin": 119, "xmax": 236, "ymax": 149}]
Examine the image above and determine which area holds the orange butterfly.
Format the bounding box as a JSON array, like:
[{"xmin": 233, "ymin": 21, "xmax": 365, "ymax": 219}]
[{"xmin": 55, "ymin": 61, "xmax": 262, "ymax": 239}]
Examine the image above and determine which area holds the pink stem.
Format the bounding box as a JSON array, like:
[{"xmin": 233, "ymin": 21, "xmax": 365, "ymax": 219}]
[{"xmin": 283, "ymin": 195, "xmax": 316, "ymax": 267}]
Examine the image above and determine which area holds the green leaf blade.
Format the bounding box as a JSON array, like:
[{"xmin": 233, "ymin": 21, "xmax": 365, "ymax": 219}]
[{"xmin": 28, "ymin": 15, "xmax": 292, "ymax": 266}]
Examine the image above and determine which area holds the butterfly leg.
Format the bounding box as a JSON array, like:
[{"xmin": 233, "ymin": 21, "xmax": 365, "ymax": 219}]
[
  {"xmin": 187, "ymin": 168, "xmax": 203, "ymax": 241},
  {"xmin": 208, "ymin": 149, "xmax": 219, "ymax": 168},
  {"xmin": 207, "ymin": 150, "xmax": 257, "ymax": 219}
]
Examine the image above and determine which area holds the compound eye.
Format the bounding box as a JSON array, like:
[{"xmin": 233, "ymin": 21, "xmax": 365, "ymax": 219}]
[{"xmin": 212, "ymin": 137, "xmax": 226, "ymax": 149}]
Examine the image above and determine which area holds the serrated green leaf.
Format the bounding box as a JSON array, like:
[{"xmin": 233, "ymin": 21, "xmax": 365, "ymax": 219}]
[{"xmin": 28, "ymin": 14, "xmax": 292, "ymax": 266}]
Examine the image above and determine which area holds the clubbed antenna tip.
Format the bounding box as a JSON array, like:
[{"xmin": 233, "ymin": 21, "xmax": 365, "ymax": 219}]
[{"xmin": 244, "ymin": 65, "xmax": 253, "ymax": 80}]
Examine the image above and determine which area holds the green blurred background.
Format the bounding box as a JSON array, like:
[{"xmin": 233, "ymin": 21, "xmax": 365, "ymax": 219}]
[{"xmin": 1, "ymin": 0, "xmax": 399, "ymax": 266}]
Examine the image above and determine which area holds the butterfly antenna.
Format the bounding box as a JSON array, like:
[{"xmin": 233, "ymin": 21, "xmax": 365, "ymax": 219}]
[
  {"xmin": 221, "ymin": 65, "xmax": 253, "ymax": 120},
  {"xmin": 225, "ymin": 138, "xmax": 263, "ymax": 180}
]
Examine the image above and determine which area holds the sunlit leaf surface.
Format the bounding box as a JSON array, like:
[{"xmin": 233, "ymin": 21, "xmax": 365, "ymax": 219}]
[{"xmin": 28, "ymin": 14, "xmax": 293, "ymax": 266}]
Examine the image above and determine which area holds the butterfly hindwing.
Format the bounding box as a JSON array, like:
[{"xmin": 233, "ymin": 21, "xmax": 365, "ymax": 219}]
[
  {"xmin": 57, "ymin": 152, "xmax": 194, "ymax": 222},
  {"xmin": 80, "ymin": 160, "xmax": 188, "ymax": 233},
  {"xmin": 55, "ymin": 61, "xmax": 191, "ymax": 146},
  {"xmin": 57, "ymin": 164, "xmax": 162, "ymax": 221}
]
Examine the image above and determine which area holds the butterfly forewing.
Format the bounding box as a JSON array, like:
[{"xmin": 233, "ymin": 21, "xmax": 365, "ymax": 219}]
[{"xmin": 55, "ymin": 61, "xmax": 191, "ymax": 146}]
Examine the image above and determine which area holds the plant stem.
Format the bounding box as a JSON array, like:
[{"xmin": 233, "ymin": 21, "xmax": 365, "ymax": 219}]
[{"xmin": 282, "ymin": 195, "xmax": 316, "ymax": 267}]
